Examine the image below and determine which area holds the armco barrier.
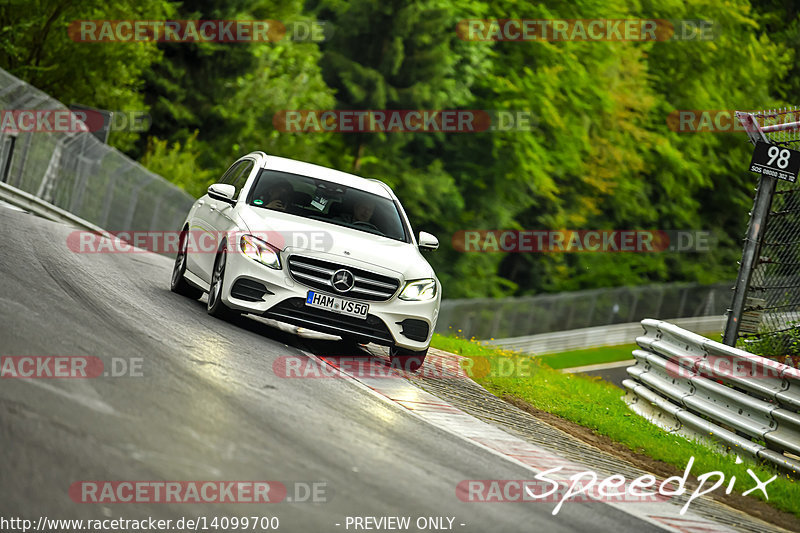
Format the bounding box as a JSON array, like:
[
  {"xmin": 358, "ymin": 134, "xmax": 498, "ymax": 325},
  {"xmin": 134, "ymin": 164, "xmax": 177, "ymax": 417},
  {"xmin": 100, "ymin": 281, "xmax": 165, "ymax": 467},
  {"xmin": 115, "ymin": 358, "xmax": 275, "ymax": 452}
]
[
  {"xmin": 0, "ymin": 180, "xmax": 111, "ymax": 236},
  {"xmin": 623, "ymin": 319, "xmax": 800, "ymax": 475}
]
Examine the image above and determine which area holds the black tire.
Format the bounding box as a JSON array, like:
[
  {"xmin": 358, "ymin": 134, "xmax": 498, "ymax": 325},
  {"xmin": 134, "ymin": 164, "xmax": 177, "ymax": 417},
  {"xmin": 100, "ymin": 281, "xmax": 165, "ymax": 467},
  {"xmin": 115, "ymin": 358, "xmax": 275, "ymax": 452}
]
[
  {"xmin": 340, "ymin": 335, "xmax": 366, "ymax": 346},
  {"xmin": 389, "ymin": 346, "xmax": 428, "ymax": 373},
  {"xmin": 338, "ymin": 336, "xmax": 371, "ymax": 357},
  {"xmin": 207, "ymin": 246, "xmax": 239, "ymax": 320},
  {"xmin": 171, "ymin": 229, "xmax": 203, "ymax": 299}
]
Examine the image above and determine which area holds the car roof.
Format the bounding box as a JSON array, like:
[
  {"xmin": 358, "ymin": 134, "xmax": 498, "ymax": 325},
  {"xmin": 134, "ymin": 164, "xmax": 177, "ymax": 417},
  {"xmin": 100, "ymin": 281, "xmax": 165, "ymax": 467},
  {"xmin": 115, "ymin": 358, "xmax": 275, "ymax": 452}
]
[{"xmin": 259, "ymin": 154, "xmax": 393, "ymax": 199}]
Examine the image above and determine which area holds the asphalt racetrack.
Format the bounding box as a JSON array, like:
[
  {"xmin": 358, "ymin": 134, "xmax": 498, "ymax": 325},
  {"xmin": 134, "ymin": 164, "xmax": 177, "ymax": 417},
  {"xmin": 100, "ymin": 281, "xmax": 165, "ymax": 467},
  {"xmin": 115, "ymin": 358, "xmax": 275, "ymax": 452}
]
[{"xmin": 0, "ymin": 206, "xmax": 667, "ymax": 532}]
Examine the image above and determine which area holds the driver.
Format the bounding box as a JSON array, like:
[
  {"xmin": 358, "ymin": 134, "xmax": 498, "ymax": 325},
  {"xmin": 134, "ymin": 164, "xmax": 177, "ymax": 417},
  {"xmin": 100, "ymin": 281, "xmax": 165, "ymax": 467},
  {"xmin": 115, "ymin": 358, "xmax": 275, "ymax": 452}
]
[
  {"xmin": 259, "ymin": 180, "xmax": 293, "ymax": 211},
  {"xmin": 336, "ymin": 197, "xmax": 376, "ymax": 224},
  {"xmin": 351, "ymin": 198, "xmax": 375, "ymax": 223}
]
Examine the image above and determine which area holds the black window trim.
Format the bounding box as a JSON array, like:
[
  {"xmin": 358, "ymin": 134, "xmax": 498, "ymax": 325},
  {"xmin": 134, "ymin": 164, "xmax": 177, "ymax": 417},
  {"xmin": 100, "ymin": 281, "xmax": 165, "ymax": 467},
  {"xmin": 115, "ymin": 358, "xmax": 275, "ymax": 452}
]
[{"xmin": 246, "ymin": 168, "xmax": 412, "ymax": 244}]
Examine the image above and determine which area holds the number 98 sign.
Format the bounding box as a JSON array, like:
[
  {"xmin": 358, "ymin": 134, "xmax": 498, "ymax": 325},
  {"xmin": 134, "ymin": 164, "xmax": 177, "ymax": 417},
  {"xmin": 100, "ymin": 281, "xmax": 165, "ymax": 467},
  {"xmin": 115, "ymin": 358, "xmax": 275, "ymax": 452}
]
[{"xmin": 749, "ymin": 141, "xmax": 800, "ymax": 182}]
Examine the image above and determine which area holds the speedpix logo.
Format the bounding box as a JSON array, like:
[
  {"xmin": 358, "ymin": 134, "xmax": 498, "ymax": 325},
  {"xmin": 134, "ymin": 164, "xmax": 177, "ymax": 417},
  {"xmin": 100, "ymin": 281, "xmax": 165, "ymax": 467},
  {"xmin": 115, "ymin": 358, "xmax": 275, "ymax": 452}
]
[{"xmin": 458, "ymin": 456, "xmax": 775, "ymax": 516}]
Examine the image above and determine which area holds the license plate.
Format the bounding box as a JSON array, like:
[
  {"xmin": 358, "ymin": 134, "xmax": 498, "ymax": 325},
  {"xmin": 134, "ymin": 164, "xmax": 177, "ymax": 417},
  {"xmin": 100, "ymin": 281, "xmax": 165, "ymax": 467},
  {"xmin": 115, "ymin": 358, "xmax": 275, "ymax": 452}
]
[{"xmin": 305, "ymin": 291, "xmax": 368, "ymax": 319}]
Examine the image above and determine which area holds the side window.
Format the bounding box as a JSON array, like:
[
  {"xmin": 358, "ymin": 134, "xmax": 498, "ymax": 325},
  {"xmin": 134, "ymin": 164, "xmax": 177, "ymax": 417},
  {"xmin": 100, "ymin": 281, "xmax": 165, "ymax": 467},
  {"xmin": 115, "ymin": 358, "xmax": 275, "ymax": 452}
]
[
  {"xmin": 230, "ymin": 160, "xmax": 254, "ymax": 200},
  {"xmin": 219, "ymin": 161, "xmax": 245, "ymax": 186}
]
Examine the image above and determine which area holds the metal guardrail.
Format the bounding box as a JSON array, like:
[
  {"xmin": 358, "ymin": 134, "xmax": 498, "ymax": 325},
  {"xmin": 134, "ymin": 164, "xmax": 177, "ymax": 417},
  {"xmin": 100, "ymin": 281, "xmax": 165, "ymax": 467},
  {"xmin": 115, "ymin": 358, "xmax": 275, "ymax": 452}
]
[
  {"xmin": 0, "ymin": 181, "xmax": 111, "ymax": 236},
  {"xmin": 623, "ymin": 319, "xmax": 800, "ymax": 475},
  {"xmin": 487, "ymin": 316, "xmax": 725, "ymax": 355}
]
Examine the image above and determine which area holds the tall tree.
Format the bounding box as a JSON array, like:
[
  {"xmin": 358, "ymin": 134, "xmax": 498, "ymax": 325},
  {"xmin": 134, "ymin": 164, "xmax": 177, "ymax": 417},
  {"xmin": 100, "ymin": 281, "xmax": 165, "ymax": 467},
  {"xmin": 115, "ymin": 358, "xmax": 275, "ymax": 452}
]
[{"xmin": 0, "ymin": 0, "xmax": 173, "ymax": 151}]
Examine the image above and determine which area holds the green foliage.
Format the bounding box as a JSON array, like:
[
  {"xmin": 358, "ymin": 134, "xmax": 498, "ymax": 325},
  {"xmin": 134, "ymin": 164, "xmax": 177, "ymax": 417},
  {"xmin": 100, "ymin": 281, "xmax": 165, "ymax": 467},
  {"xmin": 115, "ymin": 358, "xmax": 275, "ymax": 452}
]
[
  {"xmin": 4, "ymin": 0, "xmax": 799, "ymax": 298},
  {"xmin": 140, "ymin": 131, "xmax": 214, "ymax": 198},
  {"xmin": 743, "ymin": 325, "xmax": 800, "ymax": 360},
  {"xmin": 212, "ymin": 37, "xmax": 340, "ymax": 170},
  {"xmin": 0, "ymin": 0, "xmax": 172, "ymax": 152}
]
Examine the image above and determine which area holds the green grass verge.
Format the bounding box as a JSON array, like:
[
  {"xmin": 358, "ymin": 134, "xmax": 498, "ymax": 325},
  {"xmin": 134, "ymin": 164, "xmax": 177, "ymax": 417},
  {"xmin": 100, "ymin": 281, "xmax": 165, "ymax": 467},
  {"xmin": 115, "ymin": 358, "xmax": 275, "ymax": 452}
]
[
  {"xmin": 430, "ymin": 333, "xmax": 800, "ymax": 517},
  {"xmin": 534, "ymin": 332, "xmax": 724, "ymax": 370},
  {"xmin": 536, "ymin": 344, "xmax": 637, "ymax": 369}
]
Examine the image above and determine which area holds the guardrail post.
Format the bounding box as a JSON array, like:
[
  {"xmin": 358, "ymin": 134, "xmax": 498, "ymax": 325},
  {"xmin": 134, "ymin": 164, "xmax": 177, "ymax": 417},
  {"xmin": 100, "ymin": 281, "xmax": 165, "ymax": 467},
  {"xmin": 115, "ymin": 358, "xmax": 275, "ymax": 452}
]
[
  {"xmin": 723, "ymin": 112, "xmax": 777, "ymax": 346},
  {"xmin": 121, "ymin": 175, "xmax": 155, "ymax": 231},
  {"xmin": 35, "ymin": 143, "xmax": 62, "ymax": 202},
  {"xmin": 488, "ymin": 306, "xmax": 504, "ymax": 339},
  {"xmin": 676, "ymin": 287, "xmax": 688, "ymax": 317}
]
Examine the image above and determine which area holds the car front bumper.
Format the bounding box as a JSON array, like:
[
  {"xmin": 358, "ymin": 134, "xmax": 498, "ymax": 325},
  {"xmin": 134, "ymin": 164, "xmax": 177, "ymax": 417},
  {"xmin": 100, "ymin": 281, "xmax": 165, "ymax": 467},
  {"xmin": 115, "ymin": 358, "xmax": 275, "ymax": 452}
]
[{"xmin": 219, "ymin": 249, "xmax": 439, "ymax": 351}]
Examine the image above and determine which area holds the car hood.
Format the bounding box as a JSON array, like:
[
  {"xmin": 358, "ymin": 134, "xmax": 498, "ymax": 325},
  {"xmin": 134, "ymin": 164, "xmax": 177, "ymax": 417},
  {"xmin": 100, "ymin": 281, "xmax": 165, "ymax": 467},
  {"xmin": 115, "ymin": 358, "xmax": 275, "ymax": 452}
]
[{"xmin": 237, "ymin": 206, "xmax": 435, "ymax": 280}]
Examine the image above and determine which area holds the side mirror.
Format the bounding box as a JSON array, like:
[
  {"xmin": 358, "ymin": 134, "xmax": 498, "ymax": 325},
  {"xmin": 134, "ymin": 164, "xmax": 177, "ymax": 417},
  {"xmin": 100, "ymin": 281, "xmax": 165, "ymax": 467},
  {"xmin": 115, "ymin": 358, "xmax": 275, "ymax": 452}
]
[
  {"xmin": 207, "ymin": 183, "xmax": 236, "ymax": 205},
  {"xmin": 418, "ymin": 231, "xmax": 439, "ymax": 251}
]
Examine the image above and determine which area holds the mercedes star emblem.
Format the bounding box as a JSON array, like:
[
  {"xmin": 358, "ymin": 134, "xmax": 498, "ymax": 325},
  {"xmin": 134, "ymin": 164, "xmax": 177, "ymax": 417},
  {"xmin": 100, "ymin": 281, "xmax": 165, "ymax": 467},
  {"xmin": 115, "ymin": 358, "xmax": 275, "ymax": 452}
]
[{"xmin": 331, "ymin": 269, "xmax": 355, "ymax": 292}]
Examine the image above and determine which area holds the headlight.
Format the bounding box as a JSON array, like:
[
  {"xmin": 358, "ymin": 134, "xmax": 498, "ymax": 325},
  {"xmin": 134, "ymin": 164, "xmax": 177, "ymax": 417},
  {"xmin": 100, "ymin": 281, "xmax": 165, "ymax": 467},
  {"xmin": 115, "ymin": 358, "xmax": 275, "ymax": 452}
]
[
  {"xmin": 399, "ymin": 278, "xmax": 437, "ymax": 301},
  {"xmin": 240, "ymin": 234, "xmax": 281, "ymax": 269}
]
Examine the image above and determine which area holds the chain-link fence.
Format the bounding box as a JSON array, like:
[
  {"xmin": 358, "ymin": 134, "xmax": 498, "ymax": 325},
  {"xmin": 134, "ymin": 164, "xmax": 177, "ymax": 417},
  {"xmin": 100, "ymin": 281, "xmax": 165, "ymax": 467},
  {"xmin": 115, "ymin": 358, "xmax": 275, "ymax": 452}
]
[
  {"xmin": 730, "ymin": 109, "xmax": 800, "ymax": 359},
  {"xmin": 436, "ymin": 281, "xmax": 731, "ymax": 340},
  {"xmin": 0, "ymin": 67, "xmax": 193, "ymax": 232}
]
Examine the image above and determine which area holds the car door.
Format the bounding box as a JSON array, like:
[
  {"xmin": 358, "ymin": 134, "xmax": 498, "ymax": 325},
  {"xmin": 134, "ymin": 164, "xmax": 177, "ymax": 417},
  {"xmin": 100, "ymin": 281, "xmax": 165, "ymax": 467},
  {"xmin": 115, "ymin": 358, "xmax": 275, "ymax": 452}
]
[{"xmin": 187, "ymin": 160, "xmax": 249, "ymax": 282}]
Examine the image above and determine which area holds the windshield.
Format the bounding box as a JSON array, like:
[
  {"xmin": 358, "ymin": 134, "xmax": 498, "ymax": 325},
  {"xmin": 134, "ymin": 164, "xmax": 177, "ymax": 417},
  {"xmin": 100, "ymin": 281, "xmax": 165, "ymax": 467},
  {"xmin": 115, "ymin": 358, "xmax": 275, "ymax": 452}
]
[{"xmin": 246, "ymin": 169, "xmax": 410, "ymax": 242}]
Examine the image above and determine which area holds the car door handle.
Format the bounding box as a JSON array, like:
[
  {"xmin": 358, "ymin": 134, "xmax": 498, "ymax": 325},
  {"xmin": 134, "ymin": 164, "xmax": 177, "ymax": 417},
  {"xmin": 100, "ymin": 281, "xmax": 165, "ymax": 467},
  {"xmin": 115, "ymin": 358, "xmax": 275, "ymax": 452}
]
[
  {"xmin": 209, "ymin": 204, "xmax": 216, "ymax": 211},
  {"xmin": 197, "ymin": 200, "xmax": 205, "ymax": 206}
]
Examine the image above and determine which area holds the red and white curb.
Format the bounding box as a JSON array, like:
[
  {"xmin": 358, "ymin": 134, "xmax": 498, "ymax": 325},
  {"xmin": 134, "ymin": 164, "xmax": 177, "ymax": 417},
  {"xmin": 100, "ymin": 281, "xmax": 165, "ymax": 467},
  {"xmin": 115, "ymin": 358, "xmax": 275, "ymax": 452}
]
[{"xmin": 286, "ymin": 335, "xmax": 751, "ymax": 533}]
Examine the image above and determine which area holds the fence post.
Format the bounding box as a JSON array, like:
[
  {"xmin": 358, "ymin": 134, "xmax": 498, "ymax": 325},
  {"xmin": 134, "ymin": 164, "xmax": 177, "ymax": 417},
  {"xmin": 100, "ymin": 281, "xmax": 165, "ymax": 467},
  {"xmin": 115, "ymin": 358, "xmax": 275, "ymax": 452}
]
[
  {"xmin": 723, "ymin": 112, "xmax": 776, "ymax": 346},
  {"xmin": 69, "ymin": 134, "xmax": 91, "ymax": 214}
]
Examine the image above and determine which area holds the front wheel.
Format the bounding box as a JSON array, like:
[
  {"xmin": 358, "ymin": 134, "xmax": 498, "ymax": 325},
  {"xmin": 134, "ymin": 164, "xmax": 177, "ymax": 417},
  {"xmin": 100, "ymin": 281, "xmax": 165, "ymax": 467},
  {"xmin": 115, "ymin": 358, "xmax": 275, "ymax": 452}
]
[
  {"xmin": 207, "ymin": 247, "xmax": 239, "ymax": 320},
  {"xmin": 171, "ymin": 229, "xmax": 203, "ymax": 299},
  {"xmin": 389, "ymin": 346, "xmax": 428, "ymax": 373}
]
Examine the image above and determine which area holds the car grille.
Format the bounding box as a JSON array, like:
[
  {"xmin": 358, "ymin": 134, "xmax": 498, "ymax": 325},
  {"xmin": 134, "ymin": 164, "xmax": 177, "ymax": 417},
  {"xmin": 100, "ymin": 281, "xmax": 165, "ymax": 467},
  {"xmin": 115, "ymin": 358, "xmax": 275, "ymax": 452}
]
[
  {"xmin": 287, "ymin": 255, "xmax": 400, "ymax": 302},
  {"xmin": 264, "ymin": 298, "xmax": 394, "ymax": 345}
]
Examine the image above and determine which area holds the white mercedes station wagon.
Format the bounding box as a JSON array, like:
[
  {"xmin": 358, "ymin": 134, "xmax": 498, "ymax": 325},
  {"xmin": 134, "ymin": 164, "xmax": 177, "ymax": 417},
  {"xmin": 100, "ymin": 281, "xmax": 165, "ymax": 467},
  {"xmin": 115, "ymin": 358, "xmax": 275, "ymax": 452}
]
[{"xmin": 170, "ymin": 151, "xmax": 441, "ymax": 371}]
